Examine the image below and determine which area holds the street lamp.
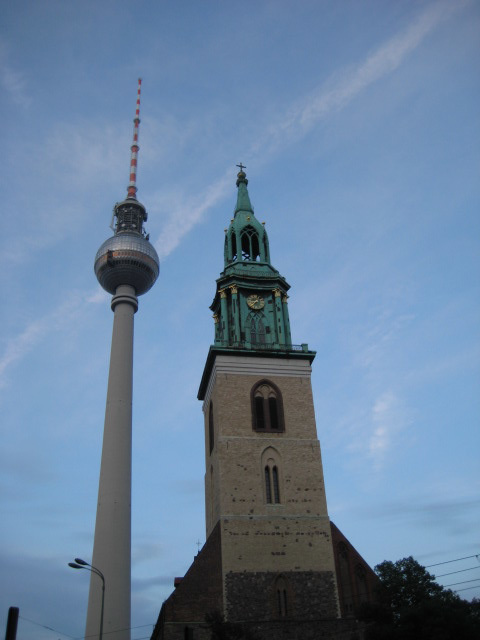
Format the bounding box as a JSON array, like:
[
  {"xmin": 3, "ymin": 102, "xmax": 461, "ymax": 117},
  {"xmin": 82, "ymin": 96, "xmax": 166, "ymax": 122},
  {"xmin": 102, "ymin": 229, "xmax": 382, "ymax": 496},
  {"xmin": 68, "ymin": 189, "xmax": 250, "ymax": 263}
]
[{"xmin": 69, "ymin": 558, "xmax": 105, "ymax": 640}]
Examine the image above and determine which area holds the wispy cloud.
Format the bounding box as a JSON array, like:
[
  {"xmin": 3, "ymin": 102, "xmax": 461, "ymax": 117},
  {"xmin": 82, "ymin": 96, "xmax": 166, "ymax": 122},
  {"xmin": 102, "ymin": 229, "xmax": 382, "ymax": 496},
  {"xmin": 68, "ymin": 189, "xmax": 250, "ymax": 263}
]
[
  {"xmin": 152, "ymin": 171, "xmax": 231, "ymax": 260},
  {"xmin": 338, "ymin": 390, "xmax": 411, "ymax": 471},
  {"xmin": 0, "ymin": 39, "xmax": 31, "ymax": 108},
  {"xmin": 153, "ymin": 1, "xmax": 463, "ymax": 259},
  {"xmin": 369, "ymin": 391, "xmax": 409, "ymax": 470},
  {"xmin": 252, "ymin": 0, "xmax": 463, "ymax": 157},
  {"xmin": 0, "ymin": 289, "xmax": 104, "ymax": 389}
]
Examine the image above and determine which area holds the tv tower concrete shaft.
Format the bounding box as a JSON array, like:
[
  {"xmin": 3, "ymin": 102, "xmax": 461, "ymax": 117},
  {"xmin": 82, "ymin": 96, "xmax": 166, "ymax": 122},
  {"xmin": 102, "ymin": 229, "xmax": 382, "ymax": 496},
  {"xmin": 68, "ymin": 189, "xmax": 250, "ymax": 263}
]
[{"xmin": 86, "ymin": 285, "xmax": 137, "ymax": 640}]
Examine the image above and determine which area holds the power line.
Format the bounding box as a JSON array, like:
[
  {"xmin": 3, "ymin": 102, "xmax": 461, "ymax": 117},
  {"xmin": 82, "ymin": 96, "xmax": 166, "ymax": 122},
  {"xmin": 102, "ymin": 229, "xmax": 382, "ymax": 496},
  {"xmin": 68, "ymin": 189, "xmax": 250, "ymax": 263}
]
[
  {"xmin": 444, "ymin": 578, "xmax": 480, "ymax": 588},
  {"xmin": 435, "ymin": 566, "xmax": 480, "ymax": 578},
  {"xmin": 20, "ymin": 615, "xmax": 154, "ymax": 640},
  {"xmin": 20, "ymin": 615, "xmax": 77, "ymax": 639},
  {"xmin": 426, "ymin": 554, "xmax": 480, "ymax": 568}
]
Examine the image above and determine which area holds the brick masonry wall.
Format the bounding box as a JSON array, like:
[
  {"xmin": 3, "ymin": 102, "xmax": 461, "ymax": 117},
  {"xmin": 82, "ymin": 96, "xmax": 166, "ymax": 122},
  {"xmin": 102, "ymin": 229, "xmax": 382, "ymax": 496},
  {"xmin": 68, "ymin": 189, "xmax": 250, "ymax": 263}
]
[
  {"xmin": 330, "ymin": 521, "xmax": 379, "ymax": 617},
  {"xmin": 151, "ymin": 523, "xmax": 223, "ymax": 640},
  {"xmin": 204, "ymin": 360, "xmax": 331, "ymax": 535},
  {"xmin": 201, "ymin": 358, "xmax": 338, "ymax": 587},
  {"xmin": 220, "ymin": 515, "xmax": 337, "ymax": 575},
  {"xmin": 225, "ymin": 570, "xmax": 339, "ymax": 621},
  {"xmin": 230, "ymin": 618, "xmax": 363, "ymax": 640}
]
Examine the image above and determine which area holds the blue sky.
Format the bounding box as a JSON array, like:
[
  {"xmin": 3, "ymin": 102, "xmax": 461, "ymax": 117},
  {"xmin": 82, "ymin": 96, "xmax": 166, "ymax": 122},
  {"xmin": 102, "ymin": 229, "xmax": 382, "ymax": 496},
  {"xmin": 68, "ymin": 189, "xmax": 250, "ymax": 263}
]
[{"xmin": 1, "ymin": 0, "xmax": 479, "ymax": 638}]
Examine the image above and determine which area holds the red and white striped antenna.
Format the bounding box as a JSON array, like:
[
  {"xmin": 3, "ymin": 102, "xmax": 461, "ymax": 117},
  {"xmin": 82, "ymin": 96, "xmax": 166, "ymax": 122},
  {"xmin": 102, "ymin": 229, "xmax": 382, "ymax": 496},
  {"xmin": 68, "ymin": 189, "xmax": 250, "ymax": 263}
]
[{"xmin": 127, "ymin": 78, "xmax": 142, "ymax": 199}]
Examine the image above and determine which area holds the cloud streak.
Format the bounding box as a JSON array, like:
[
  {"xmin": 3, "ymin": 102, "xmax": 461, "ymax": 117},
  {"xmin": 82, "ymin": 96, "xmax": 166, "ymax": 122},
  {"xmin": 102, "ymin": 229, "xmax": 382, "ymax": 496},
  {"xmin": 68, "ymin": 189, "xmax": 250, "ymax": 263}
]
[
  {"xmin": 152, "ymin": 171, "xmax": 232, "ymax": 260},
  {"xmin": 0, "ymin": 289, "xmax": 104, "ymax": 389},
  {"xmin": 253, "ymin": 0, "xmax": 462, "ymax": 156},
  {"xmin": 0, "ymin": 39, "xmax": 31, "ymax": 108},
  {"xmin": 369, "ymin": 391, "xmax": 410, "ymax": 470}
]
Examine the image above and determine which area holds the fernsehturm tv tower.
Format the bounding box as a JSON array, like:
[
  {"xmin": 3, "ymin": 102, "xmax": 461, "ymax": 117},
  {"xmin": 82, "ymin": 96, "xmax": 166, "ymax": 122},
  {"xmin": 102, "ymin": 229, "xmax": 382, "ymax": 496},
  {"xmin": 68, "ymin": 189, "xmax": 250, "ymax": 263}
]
[{"xmin": 87, "ymin": 79, "xmax": 159, "ymax": 640}]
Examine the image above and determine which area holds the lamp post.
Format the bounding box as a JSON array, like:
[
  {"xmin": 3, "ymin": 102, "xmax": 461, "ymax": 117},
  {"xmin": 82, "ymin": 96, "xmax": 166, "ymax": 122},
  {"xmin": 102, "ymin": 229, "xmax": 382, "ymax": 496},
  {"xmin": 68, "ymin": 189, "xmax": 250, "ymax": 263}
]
[{"xmin": 69, "ymin": 558, "xmax": 105, "ymax": 640}]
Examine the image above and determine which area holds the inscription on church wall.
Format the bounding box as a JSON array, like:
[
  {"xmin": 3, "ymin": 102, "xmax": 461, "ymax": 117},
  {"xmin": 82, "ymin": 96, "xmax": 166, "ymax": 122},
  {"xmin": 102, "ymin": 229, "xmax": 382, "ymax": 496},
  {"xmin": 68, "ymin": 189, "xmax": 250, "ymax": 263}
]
[{"xmin": 220, "ymin": 517, "xmax": 336, "ymax": 574}]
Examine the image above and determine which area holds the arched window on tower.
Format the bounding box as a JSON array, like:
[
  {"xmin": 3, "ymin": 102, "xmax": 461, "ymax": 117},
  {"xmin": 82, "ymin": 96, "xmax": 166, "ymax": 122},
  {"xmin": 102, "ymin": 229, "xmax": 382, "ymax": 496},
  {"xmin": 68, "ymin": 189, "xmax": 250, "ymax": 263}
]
[
  {"xmin": 249, "ymin": 314, "xmax": 266, "ymax": 345},
  {"xmin": 274, "ymin": 576, "xmax": 291, "ymax": 618},
  {"xmin": 240, "ymin": 226, "xmax": 260, "ymax": 261},
  {"xmin": 251, "ymin": 380, "xmax": 284, "ymax": 432},
  {"xmin": 261, "ymin": 447, "xmax": 282, "ymax": 505},
  {"xmin": 264, "ymin": 465, "xmax": 281, "ymax": 504},
  {"xmin": 208, "ymin": 402, "xmax": 214, "ymax": 454}
]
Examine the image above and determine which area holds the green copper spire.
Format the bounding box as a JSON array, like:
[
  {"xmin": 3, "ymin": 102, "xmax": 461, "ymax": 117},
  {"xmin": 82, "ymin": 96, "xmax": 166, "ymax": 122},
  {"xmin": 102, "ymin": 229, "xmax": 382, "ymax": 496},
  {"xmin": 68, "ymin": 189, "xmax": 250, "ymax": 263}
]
[
  {"xmin": 224, "ymin": 166, "xmax": 270, "ymax": 267},
  {"xmin": 235, "ymin": 164, "xmax": 254, "ymax": 215},
  {"xmin": 211, "ymin": 166, "xmax": 295, "ymax": 350},
  {"xmin": 198, "ymin": 166, "xmax": 315, "ymax": 400}
]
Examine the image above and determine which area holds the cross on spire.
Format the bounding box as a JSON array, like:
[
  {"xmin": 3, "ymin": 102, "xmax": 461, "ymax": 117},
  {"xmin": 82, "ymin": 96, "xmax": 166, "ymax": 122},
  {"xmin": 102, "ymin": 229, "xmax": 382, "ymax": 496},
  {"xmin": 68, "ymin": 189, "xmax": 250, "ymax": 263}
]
[{"xmin": 236, "ymin": 162, "xmax": 246, "ymax": 172}]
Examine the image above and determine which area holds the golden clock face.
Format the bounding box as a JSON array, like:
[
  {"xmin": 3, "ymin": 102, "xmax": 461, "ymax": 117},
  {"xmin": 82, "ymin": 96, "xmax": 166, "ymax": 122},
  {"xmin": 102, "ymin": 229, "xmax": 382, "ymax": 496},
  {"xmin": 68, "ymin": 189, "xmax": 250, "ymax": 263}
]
[{"xmin": 247, "ymin": 294, "xmax": 265, "ymax": 310}]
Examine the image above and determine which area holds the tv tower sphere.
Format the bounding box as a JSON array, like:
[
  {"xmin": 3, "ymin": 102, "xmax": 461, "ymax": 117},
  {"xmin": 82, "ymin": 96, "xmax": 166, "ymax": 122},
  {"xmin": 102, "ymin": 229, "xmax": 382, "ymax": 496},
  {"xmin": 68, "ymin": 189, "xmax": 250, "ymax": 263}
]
[{"xmin": 94, "ymin": 197, "xmax": 159, "ymax": 295}]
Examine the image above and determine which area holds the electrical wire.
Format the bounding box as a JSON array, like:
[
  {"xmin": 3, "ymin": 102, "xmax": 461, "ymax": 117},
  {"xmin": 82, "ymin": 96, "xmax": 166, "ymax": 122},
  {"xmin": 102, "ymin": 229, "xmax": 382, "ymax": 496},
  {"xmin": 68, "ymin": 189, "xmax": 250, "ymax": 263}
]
[
  {"xmin": 426, "ymin": 554, "xmax": 479, "ymax": 568},
  {"xmin": 19, "ymin": 615, "xmax": 77, "ymax": 639},
  {"xmin": 443, "ymin": 578, "xmax": 480, "ymax": 588},
  {"xmin": 435, "ymin": 566, "xmax": 480, "ymax": 578},
  {"xmin": 19, "ymin": 615, "xmax": 154, "ymax": 640}
]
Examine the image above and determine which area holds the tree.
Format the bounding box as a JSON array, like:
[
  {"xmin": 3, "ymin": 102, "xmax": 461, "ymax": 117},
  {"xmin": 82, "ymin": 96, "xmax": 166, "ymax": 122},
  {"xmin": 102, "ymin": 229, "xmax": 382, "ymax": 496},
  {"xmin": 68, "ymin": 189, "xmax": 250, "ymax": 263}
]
[{"xmin": 359, "ymin": 556, "xmax": 480, "ymax": 640}]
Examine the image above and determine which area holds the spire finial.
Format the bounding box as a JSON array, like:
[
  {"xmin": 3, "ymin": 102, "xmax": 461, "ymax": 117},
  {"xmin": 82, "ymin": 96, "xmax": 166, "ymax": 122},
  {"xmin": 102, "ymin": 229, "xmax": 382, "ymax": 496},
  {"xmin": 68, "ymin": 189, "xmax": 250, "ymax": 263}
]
[
  {"xmin": 236, "ymin": 162, "xmax": 248, "ymax": 187},
  {"xmin": 127, "ymin": 78, "xmax": 142, "ymax": 199}
]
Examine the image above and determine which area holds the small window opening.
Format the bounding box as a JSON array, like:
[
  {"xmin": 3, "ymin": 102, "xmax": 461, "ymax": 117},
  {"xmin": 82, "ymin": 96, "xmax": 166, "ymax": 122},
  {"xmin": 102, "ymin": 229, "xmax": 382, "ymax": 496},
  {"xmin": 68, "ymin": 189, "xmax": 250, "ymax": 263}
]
[
  {"xmin": 275, "ymin": 577, "xmax": 289, "ymax": 618},
  {"xmin": 277, "ymin": 588, "xmax": 288, "ymax": 616},
  {"xmin": 208, "ymin": 402, "xmax": 214, "ymax": 454},
  {"xmin": 269, "ymin": 397, "xmax": 279, "ymax": 430},
  {"xmin": 265, "ymin": 466, "xmax": 272, "ymax": 503},
  {"xmin": 241, "ymin": 226, "xmax": 260, "ymax": 261},
  {"xmin": 265, "ymin": 464, "xmax": 281, "ymax": 504},
  {"xmin": 272, "ymin": 466, "xmax": 280, "ymax": 503},
  {"xmin": 255, "ymin": 396, "xmax": 265, "ymax": 429}
]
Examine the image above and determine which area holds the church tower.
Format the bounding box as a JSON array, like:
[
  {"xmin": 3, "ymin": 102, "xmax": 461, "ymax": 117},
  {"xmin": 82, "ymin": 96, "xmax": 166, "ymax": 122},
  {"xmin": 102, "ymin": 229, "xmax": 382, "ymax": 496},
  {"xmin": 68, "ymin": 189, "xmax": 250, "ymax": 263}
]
[{"xmin": 153, "ymin": 168, "xmax": 352, "ymax": 640}]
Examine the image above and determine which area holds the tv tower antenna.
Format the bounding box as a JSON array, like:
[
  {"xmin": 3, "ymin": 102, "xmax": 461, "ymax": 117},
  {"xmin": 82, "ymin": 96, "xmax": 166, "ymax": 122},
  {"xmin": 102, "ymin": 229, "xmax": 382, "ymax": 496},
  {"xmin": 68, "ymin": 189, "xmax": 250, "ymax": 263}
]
[
  {"xmin": 127, "ymin": 78, "xmax": 141, "ymax": 199},
  {"xmin": 86, "ymin": 81, "xmax": 159, "ymax": 640}
]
